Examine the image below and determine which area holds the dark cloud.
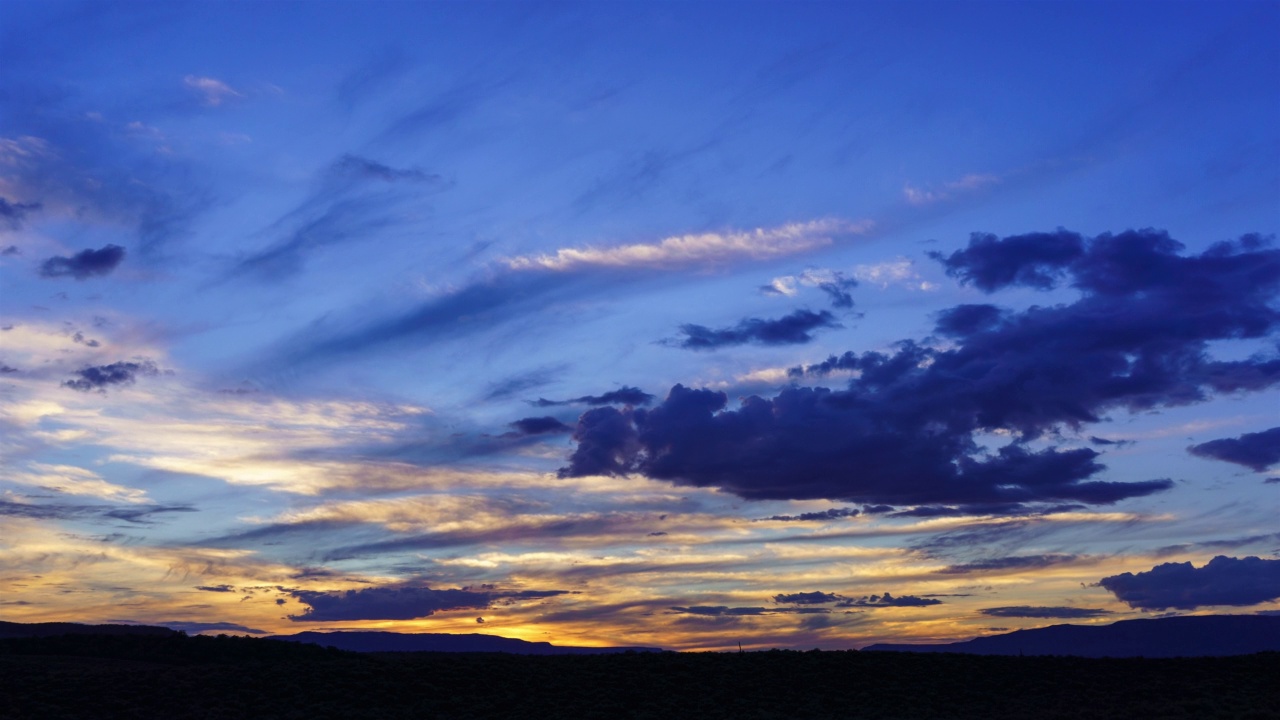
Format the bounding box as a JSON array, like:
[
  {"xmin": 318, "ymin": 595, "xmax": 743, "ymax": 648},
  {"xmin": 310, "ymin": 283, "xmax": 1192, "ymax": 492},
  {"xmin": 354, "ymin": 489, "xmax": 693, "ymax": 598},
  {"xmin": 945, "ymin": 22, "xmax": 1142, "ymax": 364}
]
[
  {"xmin": 773, "ymin": 591, "xmax": 841, "ymax": 605},
  {"xmin": 939, "ymin": 554, "xmax": 1080, "ymax": 575},
  {"xmin": 1, "ymin": 364, "xmax": 17, "ymax": 373},
  {"xmin": 668, "ymin": 605, "xmax": 829, "ymax": 617},
  {"xmin": 0, "ymin": 500, "xmax": 194, "ymax": 524},
  {"xmin": 2, "ymin": 245, "xmax": 18, "ymax": 255},
  {"xmin": 194, "ymin": 585, "xmax": 235, "ymax": 593},
  {"xmin": 0, "ymin": 197, "xmax": 41, "ymax": 230},
  {"xmin": 674, "ymin": 309, "xmax": 839, "ymax": 350},
  {"xmin": 289, "ymin": 586, "xmax": 493, "ymax": 621},
  {"xmin": 1089, "ymin": 436, "xmax": 1135, "ymax": 448},
  {"xmin": 63, "ymin": 360, "xmax": 158, "ymax": 392},
  {"xmin": 287, "ymin": 584, "xmax": 568, "ymax": 622},
  {"xmin": 228, "ymin": 154, "xmax": 446, "ymax": 281},
  {"xmin": 817, "ymin": 274, "xmax": 858, "ymax": 309},
  {"xmin": 979, "ymin": 606, "xmax": 1113, "ymax": 619},
  {"xmin": 1188, "ymin": 427, "xmax": 1280, "ymax": 472},
  {"xmin": 564, "ymin": 231, "xmax": 1278, "ymax": 510},
  {"xmin": 329, "ymin": 154, "xmax": 439, "ymax": 184},
  {"xmin": 1153, "ymin": 532, "xmax": 1280, "ymax": 558},
  {"xmin": 1098, "ymin": 555, "xmax": 1280, "ymax": 610},
  {"xmin": 836, "ymin": 592, "xmax": 942, "ymax": 608},
  {"xmin": 761, "ymin": 507, "xmax": 858, "ymax": 522},
  {"xmin": 483, "ymin": 365, "xmax": 566, "ymax": 401},
  {"xmin": 929, "ymin": 229, "xmax": 1085, "ymax": 291},
  {"xmin": 39, "ymin": 244, "xmax": 126, "ymax": 279},
  {"xmin": 533, "ymin": 386, "xmax": 655, "ymax": 408},
  {"xmin": 508, "ymin": 416, "xmax": 572, "ymax": 436}
]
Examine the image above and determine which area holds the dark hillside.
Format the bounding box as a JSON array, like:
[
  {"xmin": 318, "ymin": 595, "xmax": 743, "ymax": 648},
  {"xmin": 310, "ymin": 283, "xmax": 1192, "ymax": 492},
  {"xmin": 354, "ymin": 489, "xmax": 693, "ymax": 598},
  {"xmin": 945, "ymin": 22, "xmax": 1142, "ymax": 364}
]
[
  {"xmin": 1, "ymin": 632, "xmax": 1277, "ymax": 719},
  {"xmin": 863, "ymin": 615, "xmax": 1280, "ymax": 658}
]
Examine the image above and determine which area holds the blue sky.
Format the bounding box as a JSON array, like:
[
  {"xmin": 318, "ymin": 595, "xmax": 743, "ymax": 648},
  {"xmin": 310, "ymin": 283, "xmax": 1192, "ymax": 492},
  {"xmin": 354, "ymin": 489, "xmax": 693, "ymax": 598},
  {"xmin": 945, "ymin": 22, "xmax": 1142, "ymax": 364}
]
[{"xmin": 1, "ymin": 0, "xmax": 1277, "ymax": 649}]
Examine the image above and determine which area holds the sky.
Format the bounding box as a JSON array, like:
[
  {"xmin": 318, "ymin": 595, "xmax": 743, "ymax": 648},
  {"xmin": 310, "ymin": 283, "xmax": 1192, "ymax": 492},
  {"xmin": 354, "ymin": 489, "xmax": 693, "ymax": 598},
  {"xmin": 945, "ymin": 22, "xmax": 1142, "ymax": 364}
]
[{"xmin": 1, "ymin": 0, "xmax": 1278, "ymax": 651}]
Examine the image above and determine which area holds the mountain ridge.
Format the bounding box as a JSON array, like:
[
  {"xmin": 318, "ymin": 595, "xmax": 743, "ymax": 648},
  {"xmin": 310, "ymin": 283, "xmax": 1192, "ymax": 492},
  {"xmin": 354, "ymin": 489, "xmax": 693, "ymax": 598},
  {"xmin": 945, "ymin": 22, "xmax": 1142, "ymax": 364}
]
[{"xmin": 863, "ymin": 614, "xmax": 1280, "ymax": 657}]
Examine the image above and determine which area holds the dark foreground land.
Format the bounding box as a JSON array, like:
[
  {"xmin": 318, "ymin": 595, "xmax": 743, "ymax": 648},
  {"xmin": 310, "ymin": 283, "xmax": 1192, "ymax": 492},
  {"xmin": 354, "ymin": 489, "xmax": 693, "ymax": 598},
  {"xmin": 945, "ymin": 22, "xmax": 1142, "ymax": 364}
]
[{"xmin": 2, "ymin": 633, "xmax": 1277, "ymax": 719}]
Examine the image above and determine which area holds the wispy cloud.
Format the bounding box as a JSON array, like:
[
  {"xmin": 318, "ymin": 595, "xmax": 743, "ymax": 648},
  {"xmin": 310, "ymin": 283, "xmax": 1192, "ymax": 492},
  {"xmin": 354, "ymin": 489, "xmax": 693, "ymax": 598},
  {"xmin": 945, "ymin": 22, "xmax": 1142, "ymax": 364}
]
[
  {"xmin": 183, "ymin": 75, "xmax": 243, "ymax": 107},
  {"xmin": 903, "ymin": 173, "xmax": 999, "ymax": 206},
  {"xmin": 505, "ymin": 219, "xmax": 871, "ymax": 272}
]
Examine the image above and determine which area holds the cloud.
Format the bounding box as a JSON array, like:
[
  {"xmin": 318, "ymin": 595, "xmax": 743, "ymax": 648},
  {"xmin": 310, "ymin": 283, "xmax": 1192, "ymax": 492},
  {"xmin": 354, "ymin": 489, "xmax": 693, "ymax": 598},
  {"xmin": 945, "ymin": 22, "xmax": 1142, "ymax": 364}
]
[
  {"xmin": 0, "ymin": 499, "xmax": 194, "ymax": 524},
  {"xmin": 508, "ymin": 416, "xmax": 572, "ymax": 435},
  {"xmin": 62, "ymin": 360, "xmax": 158, "ymax": 392},
  {"xmin": 836, "ymin": 592, "xmax": 941, "ymax": 608},
  {"xmin": 287, "ymin": 584, "xmax": 568, "ymax": 622},
  {"xmin": 38, "ymin": 244, "xmax": 126, "ymax": 279},
  {"xmin": 563, "ymin": 231, "xmax": 1277, "ymax": 510},
  {"xmin": 938, "ymin": 554, "xmax": 1080, "ymax": 575},
  {"xmin": 1188, "ymin": 427, "xmax": 1280, "ymax": 472},
  {"xmin": 228, "ymin": 154, "xmax": 445, "ymax": 281},
  {"xmin": 183, "ymin": 75, "xmax": 243, "ymax": 106},
  {"xmin": 533, "ymin": 386, "xmax": 655, "ymax": 407},
  {"xmin": 903, "ymin": 173, "xmax": 999, "ymax": 206},
  {"xmin": 0, "ymin": 197, "xmax": 41, "ymax": 230},
  {"xmin": 8, "ymin": 463, "xmax": 148, "ymax": 503},
  {"xmin": 194, "ymin": 585, "xmax": 235, "ymax": 593},
  {"xmin": 504, "ymin": 219, "xmax": 871, "ymax": 272},
  {"xmin": 673, "ymin": 309, "xmax": 839, "ymax": 350},
  {"xmin": 773, "ymin": 591, "xmax": 841, "ymax": 605},
  {"xmin": 329, "ymin": 154, "xmax": 439, "ymax": 184},
  {"xmin": 1098, "ymin": 556, "xmax": 1280, "ymax": 610},
  {"xmin": 761, "ymin": 507, "xmax": 859, "ymax": 522},
  {"xmin": 851, "ymin": 259, "xmax": 935, "ymax": 291},
  {"xmin": 978, "ymin": 606, "xmax": 1113, "ymax": 619},
  {"xmin": 929, "ymin": 230, "xmax": 1085, "ymax": 291},
  {"xmin": 762, "ymin": 269, "xmax": 858, "ymax": 308}
]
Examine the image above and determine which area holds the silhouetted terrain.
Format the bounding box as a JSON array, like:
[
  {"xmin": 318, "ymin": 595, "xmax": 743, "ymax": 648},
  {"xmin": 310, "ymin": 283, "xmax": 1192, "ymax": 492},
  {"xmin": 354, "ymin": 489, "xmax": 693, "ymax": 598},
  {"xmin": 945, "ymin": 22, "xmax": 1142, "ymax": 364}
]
[
  {"xmin": 863, "ymin": 615, "xmax": 1280, "ymax": 658},
  {"xmin": 1, "ymin": 630, "xmax": 1277, "ymax": 719},
  {"xmin": 270, "ymin": 630, "xmax": 661, "ymax": 654},
  {"xmin": 0, "ymin": 620, "xmax": 174, "ymax": 638}
]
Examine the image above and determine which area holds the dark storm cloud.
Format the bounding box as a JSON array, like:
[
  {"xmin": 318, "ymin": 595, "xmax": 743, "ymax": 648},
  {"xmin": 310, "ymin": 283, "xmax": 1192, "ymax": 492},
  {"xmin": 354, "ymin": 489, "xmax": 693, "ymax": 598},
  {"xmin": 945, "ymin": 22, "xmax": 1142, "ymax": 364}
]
[
  {"xmin": 62, "ymin": 360, "xmax": 158, "ymax": 392},
  {"xmin": 563, "ymin": 230, "xmax": 1278, "ymax": 510},
  {"xmin": 979, "ymin": 606, "xmax": 1113, "ymax": 619},
  {"xmin": 533, "ymin": 386, "xmax": 655, "ymax": 407},
  {"xmin": 508, "ymin": 416, "xmax": 572, "ymax": 435},
  {"xmin": 673, "ymin": 309, "xmax": 839, "ymax": 350},
  {"xmin": 760, "ymin": 507, "xmax": 859, "ymax": 522},
  {"xmin": 1188, "ymin": 427, "xmax": 1280, "ymax": 472},
  {"xmin": 287, "ymin": 584, "xmax": 568, "ymax": 622},
  {"xmin": 0, "ymin": 197, "xmax": 41, "ymax": 230},
  {"xmin": 1098, "ymin": 556, "xmax": 1280, "ymax": 610},
  {"xmin": 938, "ymin": 555, "xmax": 1080, "ymax": 575},
  {"xmin": 39, "ymin": 244, "xmax": 126, "ymax": 279}
]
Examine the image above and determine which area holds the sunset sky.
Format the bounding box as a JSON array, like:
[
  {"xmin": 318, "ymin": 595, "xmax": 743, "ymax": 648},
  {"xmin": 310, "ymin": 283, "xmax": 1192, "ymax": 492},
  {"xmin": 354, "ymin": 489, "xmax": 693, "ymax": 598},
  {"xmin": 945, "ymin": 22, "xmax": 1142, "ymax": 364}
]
[{"xmin": 2, "ymin": 1, "xmax": 1278, "ymax": 651}]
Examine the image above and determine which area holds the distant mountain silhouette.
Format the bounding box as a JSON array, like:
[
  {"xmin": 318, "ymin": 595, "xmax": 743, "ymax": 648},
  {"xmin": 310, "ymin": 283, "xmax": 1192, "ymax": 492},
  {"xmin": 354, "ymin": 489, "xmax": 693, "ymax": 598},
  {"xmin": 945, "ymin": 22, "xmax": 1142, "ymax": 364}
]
[
  {"xmin": 268, "ymin": 630, "xmax": 663, "ymax": 654},
  {"xmin": 863, "ymin": 615, "xmax": 1280, "ymax": 658},
  {"xmin": 0, "ymin": 621, "xmax": 176, "ymax": 638}
]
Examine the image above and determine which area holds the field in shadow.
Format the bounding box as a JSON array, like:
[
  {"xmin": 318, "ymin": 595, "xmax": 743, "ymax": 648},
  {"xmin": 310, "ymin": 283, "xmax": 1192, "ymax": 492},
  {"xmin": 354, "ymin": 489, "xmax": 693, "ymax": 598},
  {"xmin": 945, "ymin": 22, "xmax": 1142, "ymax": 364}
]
[{"xmin": 2, "ymin": 632, "xmax": 1277, "ymax": 719}]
